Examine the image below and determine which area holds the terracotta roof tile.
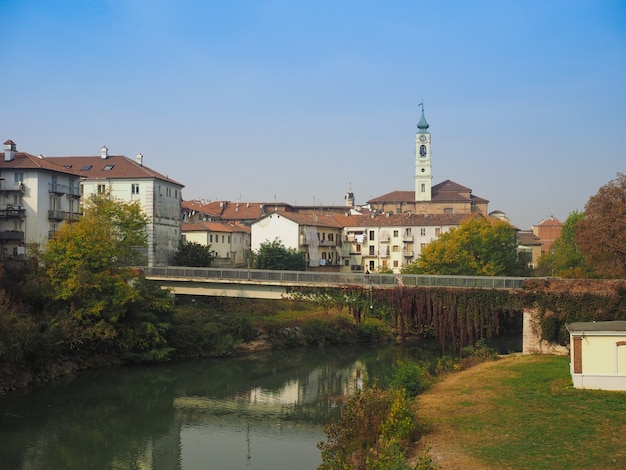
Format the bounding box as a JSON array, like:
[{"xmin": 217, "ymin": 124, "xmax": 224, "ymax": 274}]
[{"xmin": 46, "ymin": 155, "xmax": 183, "ymax": 186}]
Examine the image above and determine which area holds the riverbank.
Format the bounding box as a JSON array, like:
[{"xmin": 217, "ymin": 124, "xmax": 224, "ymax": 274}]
[{"xmin": 409, "ymin": 354, "xmax": 626, "ymax": 469}]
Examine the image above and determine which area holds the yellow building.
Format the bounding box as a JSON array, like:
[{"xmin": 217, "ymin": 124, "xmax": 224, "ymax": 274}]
[{"xmin": 567, "ymin": 321, "xmax": 626, "ymax": 391}]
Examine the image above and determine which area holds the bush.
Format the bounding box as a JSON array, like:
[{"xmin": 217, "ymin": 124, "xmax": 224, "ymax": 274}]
[
  {"xmin": 318, "ymin": 384, "xmax": 418, "ymax": 470},
  {"xmin": 390, "ymin": 360, "xmax": 433, "ymax": 398},
  {"xmin": 458, "ymin": 339, "xmax": 498, "ymax": 370}
]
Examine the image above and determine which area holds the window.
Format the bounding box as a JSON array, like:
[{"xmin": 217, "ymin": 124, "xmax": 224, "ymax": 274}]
[
  {"xmin": 392, "ymin": 245, "xmax": 399, "ymax": 252},
  {"xmin": 444, "ymin": 207, "xmax": 453, "ymax": 214},
  {"xmin": 421, "ymin": 183, "xmax": 426, "ymax": 193},
  {"xmin": 369, "ymin": 246, "xmax": 375, "ymax": 255},
  {"xmin": 393, "ymin": 260, "xmax": 399, "ymax": 268},
  {"xmin": 369, "ymin": 261, "xmax": 375, "ymax": 270},
  {"xmin": 328, "ymin": 233, "xmax": 334, "ymax": 242},
  {"xmin": 210, "ymin": 235, "xmax": 213, "ymax": 243},
  {"xmin": 14, "ymin": 172, "xmax": 24, "ymax": 183},
  {"xmin": 356, "ymin": 244, "xmax": 361, "ymax": 253},
  {"xmin": 393, "ymin": 230, "xmax": 399, "ymax": 237},
  {"xmin": 103, "ymin": 164, "xmax": 114, "ymax": 171},
  {"xmin": 131, "ymin": 184, "xmax": 139, "ymax": 194},
  {"xmin": 97, "ymin": 184, "xmax": 106, "ymax": 194},
  {"xmin": 435, "ymin": 228, "xmax": 441, "ymax": 236},
  {"xmin": 405, "ymin": 228, "xmax": 411, "ymax": 236},
  {"xmin": 80, "ymin": 164, "xmax": 92, "ymax": 171},
  {"xmin": 369, "ymin": 230, "xmax": 375, "ymax": 241},
  {"xmin": 228, "ymin": 236, "xmax": 231, "ymax": 243},
  {"xmin": 420, "ymin": 228, "xmax": 426, "ymax": 236}
]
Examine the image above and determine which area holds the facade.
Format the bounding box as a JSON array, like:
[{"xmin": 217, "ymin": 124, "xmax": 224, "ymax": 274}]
[
  {"xmin": 532, "ymin": 216, "xmax": 563, "ymax": 255},
  {"xmin": 49, "ymin": 147, "xmax": 184, "ymax": 267},
  {"xmin": 251, "ymin": 211, "xmax": 344, "ymax": 268},
  {"xmin": 182, "ymin": 221, "xmax": 250, "ymax": 267},
  {"xmin": 368, "ymin": 107, "xmax": 489, "ymax": 217},
  {"xmin": 567, "ymin": 321, "xmax": 626, "ymax": 391},
  {"xmin": 1, "ymin": 140, "xmax": 82, "ymax": 259},
  {"xmin": 517, "ymin": 230, "xmax": 543, "ymax": 269},
  {"xmin": 342, "ymin": 213, "xmax": 472, "ymax": 273}
]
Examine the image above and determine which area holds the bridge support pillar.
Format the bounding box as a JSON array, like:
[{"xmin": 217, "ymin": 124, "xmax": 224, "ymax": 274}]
[{"xmin": 522, "ymin": 308, "xmax": 569, "ymax": 355}]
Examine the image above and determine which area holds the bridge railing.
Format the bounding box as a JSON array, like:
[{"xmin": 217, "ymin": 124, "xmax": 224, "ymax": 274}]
[{"xmin": 143, "ymin": 267, "xmax": 526, "ymax": 289}]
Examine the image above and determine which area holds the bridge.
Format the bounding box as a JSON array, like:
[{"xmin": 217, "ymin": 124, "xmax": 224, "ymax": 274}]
[{"xmin": 143, "ymin": 267, "xmax": 526, "ymax": 299}]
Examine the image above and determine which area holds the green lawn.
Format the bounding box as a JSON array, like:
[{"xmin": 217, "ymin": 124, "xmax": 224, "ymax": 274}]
[{"xmin": 418, "ymin": 355, "xmax": 626, "ymax": 469}]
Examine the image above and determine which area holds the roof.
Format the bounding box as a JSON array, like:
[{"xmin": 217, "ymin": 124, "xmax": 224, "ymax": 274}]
[
  {"xmin": 344, "ymin": 212, "xmax": 474, "ymax": 228},
  {"xmin": 517, "ymin": 231, "xmax": 542, "ymax": 246},
  {"xmin": 567, "ymin": 321, "xmax": 626, "ymax": 333},
  {"xmin": 367, "ymin": 180, "xmax": 488, "ymax": 204},
  {"xmin": 182, "ymin": 200, "xmax": 225, "ymax": 217},
  {"xmin": 182, "ymin": 221, "xmax": 250, "ymax": 234},
  {"xmin": 1, "ymin": 151, "xmax": 83, "ymax": 176},
  {"xmin": 260, "ymin": 211, "xmax": 346, "ymax": 229},
  {"xmin": 47, "ymin": 154, "xmax": 183, "ymax": 187}
]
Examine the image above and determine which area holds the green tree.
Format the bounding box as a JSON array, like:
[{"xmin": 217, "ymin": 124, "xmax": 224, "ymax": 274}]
[
  {"xmin": 40, "ymin": 194, "xmax": 173, "ymax": 358},
  {"xmin": 253, "ymin": 239, "xmax": 306, "ymax": 271},
  {"xmin": 173, "ymin": 240, "xmax": 215, "ymax": 267},
  {"xmin": 402, "ymin": 216, "xmax": 525, "ymax": 276},
  {"xmin": 536, "ymin": 210, "xmax": 594, "ymax": 278},
  {"xmin": 576, "ymin": 173, "xmax": 626, "ymax": 278}
]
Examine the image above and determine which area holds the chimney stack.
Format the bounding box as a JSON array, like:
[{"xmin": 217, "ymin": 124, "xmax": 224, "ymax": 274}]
[
  {"xmin": 4, "ymin": 140, "xmax": 16, "ymax": 162},
  {"xmin": 136, "ymin": 153, "xmax": 143, "ymax": 166},
  {"xmin": 100, "ymin": 145, "xmax": 108, "ymax": 159}
]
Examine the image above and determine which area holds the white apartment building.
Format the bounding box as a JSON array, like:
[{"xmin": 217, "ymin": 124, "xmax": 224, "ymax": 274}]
[
  {"xmin": 1, "ymin": 140, "xmax": 82, "ymax": 259},
  {"xmin": 342, "ymin": 213, "xmax": 473, "ymax": 273},
  {"xmin": 48, "ymin": 147, "xmax": 184, "ymax": 267}
]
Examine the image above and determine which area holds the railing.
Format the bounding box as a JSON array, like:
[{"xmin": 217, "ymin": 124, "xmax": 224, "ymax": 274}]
[
  {"xmin": 143, "ymin": 267, "xmax": 526, "ymax": 289},
  {"xmin": 0, "ymin": 182, "xmax": 25, "ymax": 192},
  {"xmin": 49, "ymin": 183, "xmax": 68, "ymax": 194}
]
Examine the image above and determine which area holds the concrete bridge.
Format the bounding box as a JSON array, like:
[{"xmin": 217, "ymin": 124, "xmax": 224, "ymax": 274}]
[{"xmin": 143, "ymin": 267, "xmax": 526, "ymax": 299}]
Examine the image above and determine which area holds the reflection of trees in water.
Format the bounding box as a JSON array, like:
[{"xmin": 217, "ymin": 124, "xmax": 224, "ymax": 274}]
[{"xmin": 0, "ymin": 342, "xmax": 444, "ymax": 469}]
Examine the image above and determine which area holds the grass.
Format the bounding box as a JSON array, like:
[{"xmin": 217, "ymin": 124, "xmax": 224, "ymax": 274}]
[{"xmin": 415, "ymin": 355, "xmax": 626, "ymax": 469}]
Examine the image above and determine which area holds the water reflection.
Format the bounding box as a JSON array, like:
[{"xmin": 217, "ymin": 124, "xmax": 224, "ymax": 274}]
[{"xmin": 0, "ymin": 342, "xmax": 444, "ymax": 469}]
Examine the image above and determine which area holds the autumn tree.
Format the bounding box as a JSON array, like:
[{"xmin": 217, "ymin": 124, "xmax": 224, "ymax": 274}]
[
  {"xmin": 173, "ymin": 240, "xmax": 216, "ymax": 267},
  {"xmin": 402, "ymin": 216, "xmax": 526, "ymax": 276},
  {"xmin": 576, "ymin": 173, "xmax": 626, "ymax": 278},
  {"xmin": 40, "ymin": 194, "xmax": 174, "ymax": 358},
  {"xmin": 536, "ymin": 211, "xmax": 594, "ymax": 278}
]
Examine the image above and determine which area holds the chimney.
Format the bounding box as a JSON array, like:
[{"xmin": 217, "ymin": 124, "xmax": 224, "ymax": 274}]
[
  {"xmin": 100, "ymin": 145, "xmax": 108, "ymax": 159},
  {"xmin": 4, "ymin": 140, "xmax": 16, "ymax": 162},
  {"xmin": 136, "ymin": 153, "xmax": 143, "ymax": 166}
]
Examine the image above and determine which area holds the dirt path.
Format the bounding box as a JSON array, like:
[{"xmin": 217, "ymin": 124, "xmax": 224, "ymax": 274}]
[{"xmin": 407, "ymin": 355, "xmax": 532, "ymax": 469}]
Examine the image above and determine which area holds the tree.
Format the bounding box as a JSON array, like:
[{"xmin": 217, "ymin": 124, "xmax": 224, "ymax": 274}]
[
  {"xmin": 576, "ymin": 173, "xmax": 626, "ymax": 278},
  {"xmin": 402, "ymin": 216, "xmax": 526, "ymax": 276},
  {"xmin": 536, "ymin": 211, "xmax": 594, "ymax": 278},
  {"xmin": 254, "ymin": 239, "xmax": 306, "ymax": 271},
  {"xmin": 173, "ymin": 240, "xmax": 215, "ymax": 267},
  {"xmin": 40, "ymin": 194, "xmax": 173, "ymax": 358}
]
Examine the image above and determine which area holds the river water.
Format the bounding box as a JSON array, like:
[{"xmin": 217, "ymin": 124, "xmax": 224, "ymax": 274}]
[{"xmin": 0, "ymin": 342, "xmax": 452, "ymax": 470}]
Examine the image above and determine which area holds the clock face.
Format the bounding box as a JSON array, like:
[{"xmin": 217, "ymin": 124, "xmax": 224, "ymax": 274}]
[{"xmin": 419, "ymin": 135, "xmax": 427, "ymax": 142}]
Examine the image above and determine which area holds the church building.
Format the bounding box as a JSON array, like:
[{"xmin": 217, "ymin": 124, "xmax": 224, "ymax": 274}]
[{"xmin": 367, "ymin": 106, "xmax": 489, "ymax": 216}]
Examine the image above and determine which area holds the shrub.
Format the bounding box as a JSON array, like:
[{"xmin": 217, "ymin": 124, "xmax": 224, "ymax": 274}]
[
  {"xmin": 390, "ymin": 360, "xmax": 434, "ymax": 398},
  {"xmin": 318, "ymin": 384, "xmax": 418, "ymax": 470}
]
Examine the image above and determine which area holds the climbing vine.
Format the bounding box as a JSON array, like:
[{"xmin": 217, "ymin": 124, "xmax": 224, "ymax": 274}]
[{"xmin": 287, "ymin": 285, "xmax": 522, "ymax": 354}]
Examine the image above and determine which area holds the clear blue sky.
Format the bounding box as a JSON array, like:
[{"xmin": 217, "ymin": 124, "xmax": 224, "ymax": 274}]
[{"xmin": 2, "ymin": 0, "xmax": 625, "ymax": 229}]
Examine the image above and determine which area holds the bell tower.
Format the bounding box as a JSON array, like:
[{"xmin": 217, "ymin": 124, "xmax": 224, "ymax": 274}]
[{"xmin": 414, "ymin": 103, "xmax": 432, "ymax": 202}]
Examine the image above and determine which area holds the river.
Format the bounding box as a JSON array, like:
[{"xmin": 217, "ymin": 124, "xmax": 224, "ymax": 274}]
[{"xmin": 0, "ymin": 336, "xmax": 523, "ymax": 470}]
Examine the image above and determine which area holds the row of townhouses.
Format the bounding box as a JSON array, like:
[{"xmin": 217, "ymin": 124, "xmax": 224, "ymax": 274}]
[{"xmin": 1, "ymin": 108, "xmax": 559, "ymax": 271}]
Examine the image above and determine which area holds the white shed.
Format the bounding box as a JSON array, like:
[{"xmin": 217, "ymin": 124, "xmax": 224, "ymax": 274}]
[{"xmin": 566, "ymin": 321, "xmax": 626, "ymax": 391}]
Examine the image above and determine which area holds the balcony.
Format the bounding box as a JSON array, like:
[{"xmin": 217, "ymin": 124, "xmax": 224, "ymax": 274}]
[
  {"xmin": 67, "ymin": 186, "xmax": 81, "ymax": 198},
  {"xmin": 0, "ymin": 230, "xmax": 24, "ymax": 241},
  {"xmin": 0, "ymin": 207, "xmax": 26, "ymax": 218},
  {"xmin": 66, "ymin": 212, "xmax": 82, "ymax": 222},
  {"xmin": 49, "ymin": 183, "xmax": 68, "ymax": 194},
  {"xmin": 48, "ymin": 209, "xmax": 66, "ymax": 221},
  {"xmin": 0, "ymin": 181, "xmax": 25, "ymax": 193},
  {"xmin": 402, "ymin": 250, "xmax": 414, "ymax": 257},
  {"xmin": 402, "ymin": 235, "xmax": 414, "ymax": 242}
]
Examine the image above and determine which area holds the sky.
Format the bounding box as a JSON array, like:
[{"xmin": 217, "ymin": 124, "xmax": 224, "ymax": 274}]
[{"xmin": 2, "ymin": 0, "xmax": 625, "ymax": 229}]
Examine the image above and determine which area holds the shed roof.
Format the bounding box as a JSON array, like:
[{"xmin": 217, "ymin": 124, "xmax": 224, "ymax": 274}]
[{"xmin": 567, "ymin": 321, "xmax": 626, "ymax": 333}]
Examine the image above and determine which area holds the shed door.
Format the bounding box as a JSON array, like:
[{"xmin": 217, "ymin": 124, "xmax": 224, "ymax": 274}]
[
  {"xmin": 617, "ymin": 341, "xmax": 626, "ymax": 375},
  {"xmin": 573, "ymin": 336, "xmax": 582, "ymax": 374}
]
